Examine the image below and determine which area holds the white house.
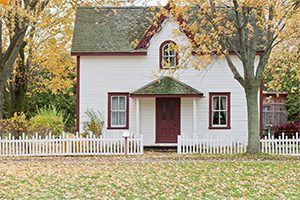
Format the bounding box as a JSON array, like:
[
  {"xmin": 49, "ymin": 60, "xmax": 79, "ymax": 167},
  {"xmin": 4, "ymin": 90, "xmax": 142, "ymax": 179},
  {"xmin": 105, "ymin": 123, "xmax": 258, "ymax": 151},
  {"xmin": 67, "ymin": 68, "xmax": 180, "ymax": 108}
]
[{"xmin": 71, "ymin": 6, "xmax": 263, "ymax": 146}]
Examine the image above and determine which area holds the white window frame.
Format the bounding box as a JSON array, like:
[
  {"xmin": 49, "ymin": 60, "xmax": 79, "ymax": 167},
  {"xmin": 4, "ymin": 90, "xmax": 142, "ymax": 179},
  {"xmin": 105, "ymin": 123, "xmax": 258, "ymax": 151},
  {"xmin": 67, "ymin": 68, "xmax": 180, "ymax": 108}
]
[
  {"xmin": 211, "ymin": 95, "xmax": 228, "ymax": 127},
  {"xmin": 110, "ymin": 95, "xmax": 127, "ymax": 128},
  {"xmin": 162, "ymin": 43, "xmax": 177, "ymax": 69}
]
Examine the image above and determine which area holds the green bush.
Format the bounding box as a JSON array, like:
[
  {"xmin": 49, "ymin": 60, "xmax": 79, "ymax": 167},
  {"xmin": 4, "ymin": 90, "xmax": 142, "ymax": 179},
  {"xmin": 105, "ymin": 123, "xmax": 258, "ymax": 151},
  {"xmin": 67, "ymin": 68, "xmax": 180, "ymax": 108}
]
[
  {"xmin": 25, "ymin": 89, "xmax": 76, "ymax": 132},
  {"xmin": 29, "ymin": 107, "xmax": 65, "ymax": 136}
]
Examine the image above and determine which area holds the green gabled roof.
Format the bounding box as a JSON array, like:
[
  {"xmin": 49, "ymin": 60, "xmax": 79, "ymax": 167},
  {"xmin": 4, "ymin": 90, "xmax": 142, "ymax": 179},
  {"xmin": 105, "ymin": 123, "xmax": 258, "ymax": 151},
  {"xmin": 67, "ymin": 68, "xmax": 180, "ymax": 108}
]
[
  {"xmin": 71, "ymin": 6, "xmax": 266, "ymax": 54},
  {"xmin": 131, "ymin": 76, "xmax": 203, "ymax": 96},
  {"xmin": 71, "ymin": 7, "xmax": 156, "ymax": 53}
]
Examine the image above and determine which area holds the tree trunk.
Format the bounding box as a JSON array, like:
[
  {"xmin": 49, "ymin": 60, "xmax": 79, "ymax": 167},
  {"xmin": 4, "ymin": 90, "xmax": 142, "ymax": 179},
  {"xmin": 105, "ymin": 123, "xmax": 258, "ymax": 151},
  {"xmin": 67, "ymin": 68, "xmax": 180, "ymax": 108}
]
[
  {"xmin": 14, "ymin": 82, "xmax": 26, "ymax": 112},
  {"xmin": 13, "ymin": 42, "xmax": 27, "ymax": 113},
  {"xmin": 0, "ymin": 32, "xmax": 26, "ymax": 118},
  {"xmin": 0, "ymin": 9, "xmax": 3, "ymax": 119},
  {"xmin": 0, "ymin": 77, "xmax": 5, "ymax": 119},
  {"xmin": 4, "ymin": 84, "xmax": 13, "ymax": 117},
  {"xmin": 245, "ymin": 88, "xmax": 260, "ymax": 153}
]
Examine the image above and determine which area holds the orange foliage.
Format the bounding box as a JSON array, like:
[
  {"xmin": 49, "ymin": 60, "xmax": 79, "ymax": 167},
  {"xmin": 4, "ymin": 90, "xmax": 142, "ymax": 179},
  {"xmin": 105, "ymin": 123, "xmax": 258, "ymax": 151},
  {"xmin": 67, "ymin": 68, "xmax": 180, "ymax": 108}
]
[{"xmin": 0, "ymin": 0, "xmax": 7, "ymax": 5}]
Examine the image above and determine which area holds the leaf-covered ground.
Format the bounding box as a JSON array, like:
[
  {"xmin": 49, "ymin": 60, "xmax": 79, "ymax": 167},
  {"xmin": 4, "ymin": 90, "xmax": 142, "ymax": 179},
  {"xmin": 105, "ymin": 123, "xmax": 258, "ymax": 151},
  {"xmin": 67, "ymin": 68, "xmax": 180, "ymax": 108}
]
[{"xmin": 0, "ymin": 153, "xmax": 299, "ymax": 199}]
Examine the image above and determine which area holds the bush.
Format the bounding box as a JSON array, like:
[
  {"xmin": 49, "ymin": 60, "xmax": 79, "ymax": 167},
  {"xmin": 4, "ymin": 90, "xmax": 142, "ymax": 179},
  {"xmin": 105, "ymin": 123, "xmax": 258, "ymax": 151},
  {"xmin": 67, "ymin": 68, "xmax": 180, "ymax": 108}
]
[
  {"xmin": 29, "ymin": 107, "xmax": 65, "ymax": 136},
  {"xmin": 273, "ymin": 122, "xmax": 300, "ymax": 138},
  {"xmin": 25, "ymin": 90, "xmax": 76, "ymax": 132},
  {"xmin": 83, "ymin": 110, "xmax": 104, "ymax": 136},
  {"xmin": 0, "ymin": 112, "xmax": 29, "ymax": 138}
]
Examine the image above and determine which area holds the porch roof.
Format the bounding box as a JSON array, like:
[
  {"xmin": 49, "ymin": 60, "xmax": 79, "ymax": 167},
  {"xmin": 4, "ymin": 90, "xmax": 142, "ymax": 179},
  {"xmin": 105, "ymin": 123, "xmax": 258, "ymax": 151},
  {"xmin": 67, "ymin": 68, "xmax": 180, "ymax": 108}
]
[{"xmin": 130, "ymin": 76, "xmax": 203, "ymax": 97}]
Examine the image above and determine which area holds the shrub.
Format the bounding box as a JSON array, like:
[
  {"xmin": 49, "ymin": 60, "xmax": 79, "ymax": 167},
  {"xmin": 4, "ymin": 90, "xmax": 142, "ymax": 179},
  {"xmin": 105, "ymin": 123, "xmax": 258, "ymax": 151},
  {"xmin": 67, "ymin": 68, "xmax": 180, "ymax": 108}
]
[
  {"xmin": 29, "ymin": 107, "xmax": 65, "ymax": 136},
  {"xmin": 25, "ymin": 90, "xmax": 76, "ymax": 132},
  {"xmin": 273, "ymin": 122, "xmax": 300, "ymax": 138},
  {"xmin": 83, "ymin": 109, "xmax": 104, "ymax": 136},
  {"xmin": 0, "ymin": 112, "xmax": 29, "ymax": 138}
]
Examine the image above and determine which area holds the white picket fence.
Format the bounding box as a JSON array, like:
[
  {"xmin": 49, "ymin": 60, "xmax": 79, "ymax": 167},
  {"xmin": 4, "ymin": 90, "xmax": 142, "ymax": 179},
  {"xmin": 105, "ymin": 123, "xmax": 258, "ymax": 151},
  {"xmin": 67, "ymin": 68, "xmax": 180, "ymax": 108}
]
[
  {"xmin": 0, "ymin": 133, "xmax": 143, "ymax": 157},
  {"xmin": 177, "ymin": 134, "xmax": 248, "ymax": 154},
  {"xmin": 178, "ymin": 132, "xmax": 300, "ymax": 155},
  {"xmin": 261, "ymin": 132, "xmax": 300, "ymax": 156}
]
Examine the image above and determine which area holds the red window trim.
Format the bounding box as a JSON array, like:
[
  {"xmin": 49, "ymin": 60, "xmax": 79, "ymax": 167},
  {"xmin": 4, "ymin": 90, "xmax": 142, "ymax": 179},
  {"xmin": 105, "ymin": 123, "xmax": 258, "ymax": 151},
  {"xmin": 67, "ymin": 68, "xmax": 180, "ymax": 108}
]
[
  {"xmin": 159, "ymin": 40, "xmax": 179, "ymax": 69},
  {"xmin": 107, "ymin": 92, "xmax": 129, "ymax": 130},
  {"xmin": 209, "ymin": 92, "xmax": 231, "ymax": 129}
]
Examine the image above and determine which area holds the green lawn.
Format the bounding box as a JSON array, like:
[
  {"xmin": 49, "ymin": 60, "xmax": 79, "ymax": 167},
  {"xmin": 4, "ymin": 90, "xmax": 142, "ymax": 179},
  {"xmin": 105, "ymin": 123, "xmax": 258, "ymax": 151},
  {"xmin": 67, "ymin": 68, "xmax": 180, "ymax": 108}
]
[{"xmin": 0, "ymin": 153, "xmax": 299, "ymax": 199}]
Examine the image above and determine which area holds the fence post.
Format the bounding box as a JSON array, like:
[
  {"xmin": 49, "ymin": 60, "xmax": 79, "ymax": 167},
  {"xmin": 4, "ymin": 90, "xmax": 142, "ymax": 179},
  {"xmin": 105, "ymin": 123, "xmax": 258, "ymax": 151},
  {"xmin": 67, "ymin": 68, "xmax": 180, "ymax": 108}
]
[
  {"xmin": 122, "ymin": 131, "xmax": 130, "ymax": 155},
  {"xmin": 35, "ymin": 133, "xmax": 38, "ymax": 156},
  {"xmin": 296, "ymin": 132, "xmax": 299, "ymax": 155},
  {"xmin": 124, "ymin": 136, "xmax": 128, "ymax": 155},
  {"xmin": 140, "ymin": 134, "xmax": 144, "ymax": 154},
  {"xmin": 88, "ymin": 132, "xmax": 92, "ymax": 155},
  {"xmin": 282, "ymin": 132, "xmax": 285, "ymax": 155},
  {"xmin": 66, "ymin": 134, "xmax": 70, "ymax": 155},
  {"xmin": 177, "ymin": 135, "xmax": 181, "ymax": 154}
]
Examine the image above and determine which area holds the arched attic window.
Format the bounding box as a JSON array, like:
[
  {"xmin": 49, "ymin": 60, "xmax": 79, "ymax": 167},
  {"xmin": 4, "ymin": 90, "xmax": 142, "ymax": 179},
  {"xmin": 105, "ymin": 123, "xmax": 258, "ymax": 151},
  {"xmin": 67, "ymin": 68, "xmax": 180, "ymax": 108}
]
[{"xmin": 159, "ymin": 40, "xmax": 178, "ymax": 69}]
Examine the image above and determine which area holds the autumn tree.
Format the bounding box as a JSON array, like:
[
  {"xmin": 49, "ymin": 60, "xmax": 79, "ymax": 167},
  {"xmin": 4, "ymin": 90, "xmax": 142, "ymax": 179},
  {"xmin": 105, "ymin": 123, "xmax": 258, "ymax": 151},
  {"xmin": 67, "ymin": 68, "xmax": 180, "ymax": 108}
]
[
  {"xmin": 11, "ymin": 0, "xmax": 76, "ymax": 114},
  {"xmin": 0, "ymin": 0, "xmax": 144, "ymax": 131},
  {"xmin": 264, "ymin": 7, "xmax": 300, "ymax": 122},
  {"xmin": 0, "ymin": 0, "xmax": 52, "ymax": 118},
  {"xmin": 169, "ymin": 0, "xmax": 299, "ymax": 153},
  {"xmin": 1, "ymin": 0, "xmax": 136, "ymax": 118}
]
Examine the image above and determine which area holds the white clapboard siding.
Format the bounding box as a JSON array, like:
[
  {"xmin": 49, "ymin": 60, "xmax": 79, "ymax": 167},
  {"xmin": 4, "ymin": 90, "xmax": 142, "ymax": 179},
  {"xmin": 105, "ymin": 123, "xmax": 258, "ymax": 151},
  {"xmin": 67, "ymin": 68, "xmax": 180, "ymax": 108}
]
[
  {"xmin": 261, "ymin": 132, "xmax": 300, "ymax": 156},
  {"xmin": 0, "ymin": 133, "xmax": 143, "ymax": 157},
  {"xmin": 79, "ymin": 20, "xmax": 252, "ymax": 146},
  {"xmin": 177, "ymin": 134, "xmax": 247, "ymax": 154}
]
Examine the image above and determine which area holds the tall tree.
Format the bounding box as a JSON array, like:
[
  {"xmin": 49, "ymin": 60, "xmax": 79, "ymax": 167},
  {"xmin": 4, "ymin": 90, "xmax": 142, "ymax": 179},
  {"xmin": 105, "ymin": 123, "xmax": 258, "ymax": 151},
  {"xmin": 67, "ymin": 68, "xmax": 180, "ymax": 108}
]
[
  {"xmin": 170, "ymin": 0, "xmax": 299, "ymax": 153},
  {"xmin": 0, "ymin": 0, "xmax": 51, "ymax": 118},
  {"xmin": 264, "ymin": 7, "xmax": 300, "ymax": 122},
  {"xmin": 1, "ymin": 0, "xmax": 129, "ymax": 117}
]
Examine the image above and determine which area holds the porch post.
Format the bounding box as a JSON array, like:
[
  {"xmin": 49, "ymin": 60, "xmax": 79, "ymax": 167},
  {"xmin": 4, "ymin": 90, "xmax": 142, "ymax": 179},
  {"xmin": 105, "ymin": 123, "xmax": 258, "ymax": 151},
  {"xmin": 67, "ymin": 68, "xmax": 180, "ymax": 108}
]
[
  {"xmin": 193, "ymin": 98, "xmax": 197, "ymax": 134},
  {"xmin": 136, "ymin": 98, "xmax": 140, "ymax": 135}
]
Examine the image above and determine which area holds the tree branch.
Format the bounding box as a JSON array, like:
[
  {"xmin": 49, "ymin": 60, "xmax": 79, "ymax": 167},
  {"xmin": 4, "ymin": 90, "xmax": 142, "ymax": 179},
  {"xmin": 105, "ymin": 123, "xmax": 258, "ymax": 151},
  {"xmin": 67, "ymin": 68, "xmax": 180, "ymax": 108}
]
[
  {"xmin": 2, "ymin": 31, "xmax": 27, "ymax": 82},
  {"xmin": 203, "ymin": 12, "xmax": 243, "ymax": 59},
  {"xmin": 225, "ymin": 53, "xmax": 245, "ymax": 87},
  {"xmin": 2, "ymin": 28, "xmax": 26, "ymax": 65},
  {"xmin": 248, "ymin": 11, "xmax": 259, "ymax": 67},
  {"xmin": 196, "ymin": 2, "xmax": 245, "ymax": 87},
  {"xmin": 232, "ymin": 0, "xmax": 247, "ymax": 62}
]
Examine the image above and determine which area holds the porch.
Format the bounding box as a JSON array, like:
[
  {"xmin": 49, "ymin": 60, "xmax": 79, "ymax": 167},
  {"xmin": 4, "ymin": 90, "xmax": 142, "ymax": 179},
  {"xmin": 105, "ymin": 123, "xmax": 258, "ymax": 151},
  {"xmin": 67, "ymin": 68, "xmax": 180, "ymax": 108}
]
[
  {"xmin": 131, "ymin": 97, "xmax": 200, "ymax": 146},
  {"xmin": 130, "ymin": 76, "xmax": 203, "ymax": 146}
]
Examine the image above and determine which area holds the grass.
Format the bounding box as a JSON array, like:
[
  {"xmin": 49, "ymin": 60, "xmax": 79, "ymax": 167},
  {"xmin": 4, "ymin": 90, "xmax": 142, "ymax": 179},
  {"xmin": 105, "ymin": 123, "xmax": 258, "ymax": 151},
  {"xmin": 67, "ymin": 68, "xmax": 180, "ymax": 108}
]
[{"xmin": 0, "ymin": 153, "xmax": 299, "ymax": 199}]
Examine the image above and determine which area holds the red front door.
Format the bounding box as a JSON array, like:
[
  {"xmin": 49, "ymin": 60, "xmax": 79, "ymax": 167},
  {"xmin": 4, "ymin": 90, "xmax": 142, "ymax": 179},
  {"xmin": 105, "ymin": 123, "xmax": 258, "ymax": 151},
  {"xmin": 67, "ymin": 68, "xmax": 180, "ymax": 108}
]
[{"xmin": 156, "ymin": 98, "xmax": 180, "ymax": 143}]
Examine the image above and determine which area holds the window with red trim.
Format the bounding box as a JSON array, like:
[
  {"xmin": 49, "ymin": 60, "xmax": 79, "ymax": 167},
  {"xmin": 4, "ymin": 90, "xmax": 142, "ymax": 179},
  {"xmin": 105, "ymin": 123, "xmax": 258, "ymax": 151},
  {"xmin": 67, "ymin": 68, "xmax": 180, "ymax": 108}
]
[
  {"xmin": 107, "ymin": 93, "xmax": 129, "ymax": 129},
  {"xmin": 159, "ymin": 40, "xmax": 178, "ymax": 69},
  {"xmin": 209, "ymin": 92, "xmax": 231, "ymax": 129}
]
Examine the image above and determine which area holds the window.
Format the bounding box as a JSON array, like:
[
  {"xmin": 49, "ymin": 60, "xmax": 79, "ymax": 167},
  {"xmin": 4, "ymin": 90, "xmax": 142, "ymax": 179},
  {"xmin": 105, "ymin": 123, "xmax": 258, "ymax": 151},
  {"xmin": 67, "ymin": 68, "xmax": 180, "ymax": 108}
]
[
  {"xmin": 263, "ymin": 105, "xmax": 271, "ymax": 112},
  {"xmin": 159, "ymin": 40, "xmax": 178, "ymax": 69},
  {"xmin": 108, "ymin": 93, "xmax": 129, "ymax": 129},
  {"xmin": 170, "ymin": 100, "xmax": 175, "ymax": 120},
  {"xmin": 209, "ymin": 93, "xmax": 231, "ymax": 129}
]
